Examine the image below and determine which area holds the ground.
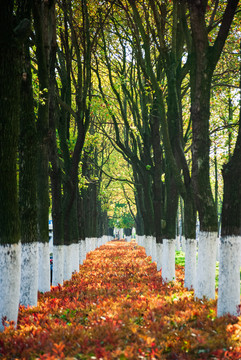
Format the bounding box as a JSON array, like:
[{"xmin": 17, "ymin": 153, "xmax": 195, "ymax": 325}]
[{"xmin": 1, "ymin": 240, "xmax": 241, "ymax": 359}]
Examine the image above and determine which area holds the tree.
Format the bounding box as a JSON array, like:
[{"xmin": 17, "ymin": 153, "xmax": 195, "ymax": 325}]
[
  {"xmin": 48, "ymin": 0, "xmax": 64, "ymax": 286},
  {"xmin": 18, "ymin": 0, "xmax": 38, "ymax": 307},
  {"xmin": 217, "ymin": 38, "xmax": 241, "ymax": 316},
  {"xmin": 186, "ymin": 0, "xmax": 239, "ymax": 299},
  {"xmin": 33, "ymin": 0, "xmax": 55, "ymax": 292},
  {"xmin": 55, "ymin": 0, "xmax": 94, "ymax": 279},
  {"xmin": 0, "ymin": 0, "xmax": 30, "ymax": 330}
]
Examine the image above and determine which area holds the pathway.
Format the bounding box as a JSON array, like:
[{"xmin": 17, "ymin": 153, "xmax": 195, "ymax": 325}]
[{"xmin": 0, "ymin": 241, "xmax": 241, "ymax": 359}]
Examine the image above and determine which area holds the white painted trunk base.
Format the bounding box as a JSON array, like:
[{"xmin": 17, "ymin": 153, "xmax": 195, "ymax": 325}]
[
  {"xmin": 90, "ymin": 237, "xmax": 95, "ymax": 251},
  {"xmin": 90, "ymin": 238, "xmax": 95, "ymax": 251},
  {"xmin": 88, "ymin": 238, "xmax": 93, "ymax": 252},
  {"xmin": 63, "ymin": 245, "xmax": 72, "ymax": 281},
  {"xmin": 91, "ymin": 238, "xmax": 96, "ymax": 251},
  {"xmin": 195, "ymin": 232, "xmax": 217, "ymax": 300},
  {"xmin": 38, "ymin": 242, "xmax": 50, "ymax": 293},
  {"xmin": 94, "ymin": 237, "xmax": 98, "ymax": 250},
  {"xmin": 79, "ymin": 240, "xmax": 85, "ymax": 265},
  {"xmin": 145, "ymin": 236, "xmax": 152, "ymax": 258},
  {"xmin": 0, "ymin": 243, "xmax": 21, "ymax": 331},
  {"xmin": 184, "ymin": 239, "xmax": 197, "ymax": 290},
  {"xmin": 20, "ymin": 242, "xmax": 38, "ymax": 307},
  {"xmin": 152, "ymin": 237, "xmax": 157, "ymax": 263},
  {"xmin": 85, "ymin": 238, "xmax": 91, "ymax": 254},
  {"xmin": 102, "ymin": 235, "xmax": 107, "ymax": 245},
  {"xmin": 52, "ymin": 245, "xmax": 64, "ymax": 286},
  {"xmin": 97, "ymin": 238, "xmax": 101, "ymax": 248},
  {"xmin": 217, "ymin": 236, "xmax": 241, "ymax": 317},
  {"xmin": 141, "ymin": 235, "xmax": 145, "ymax": 247},
  {"xmin": 78, "ymin": 240, "xmax": 82, "ymax": 265},
  {"xmin": 102, "ymin": 235, "xmax": 106, "ymax": 245},
  {"xmin": 162, "ymin": 239, "xmax": 175, "ymax": 282},
  {"xmin": 175, "ymin": 236, "xmax": 181, "ymax": 251},
  {"xmin": 68, "ymin": 244, "xmax": 74, "ymax": 275},
  {"xmin": 82, "ymin": 239, "xmax": 86, "ymax": 262},
  {"xmin": 119, "ymin": 229, "xmax": 124, "ymax": 239},
  {"xmin": 181, "ymin": 236, "xmax": 186, "ymax": 252},
  {"xmin": 156, "ymin": 243, "xmax": 163, "ymax": 272},
  {"xmin": 72, "ymin": 243, "xmax": 79, "ymax": 273},
  {"xmin": 142, "ymin": 236, "xmax": 147, "ymax": 252},
  {"xmin": 137, "ymin": 235, "xmax": 144, "ymax": 247}
]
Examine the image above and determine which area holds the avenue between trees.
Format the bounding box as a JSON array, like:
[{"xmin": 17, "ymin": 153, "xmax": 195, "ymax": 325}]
[{"xmin": 0, "ymin": 0, "xmax": 241, "ymax": 332}]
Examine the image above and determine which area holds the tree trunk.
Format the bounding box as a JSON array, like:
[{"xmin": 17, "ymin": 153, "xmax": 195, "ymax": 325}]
[
  {"xmin": 187, "ymin": 2, "xmax": 217, "ymax": 300},
  {"xmin": 165, "ymin": 172, "xmax": 178, "ymax": 240},
  {"xmin": 133, "ymin": 170, "xmax": 145, "ymax": 236},
  {"xmin": 19, "ymin": 36, "xmax": 38, "ymax": 306},
  {"xmin": 70, "ymin": 187, "xmax": 79, "ymax": 273},
  {"xmin": 33, "ymin": 0, "xmax": 53, "ymax": 292},
  {"xmin": 183, "ymin": 184, "xmax": 197, "ymax": 289},
  {"xmin": 150, "ymin": 108, "xmax": 163, "ymax": 243},
  {"xmin": 0, "ymin": 1, "xmax": 23, "ymax": 330},
  {"xmin": 162, "ymin": 239, "xmax": 176, "ymax": 282},
  {"xmin": 186, "ymin": 0, "xmax": 240, "ymax": 299},
  {"xmin": 48, "ymin": 1, "xmax": 64, "ymax": 286},
  {"xmin": 77, "ymin": 193, "xmax": 85, "ymax": 240},
  {"xmin": 140, "ymin": 171, "xmax": 155, "ymax": 236},
  {"xmin": 217, "ymin": 57, "xmax": 241, "ymax": 314}
]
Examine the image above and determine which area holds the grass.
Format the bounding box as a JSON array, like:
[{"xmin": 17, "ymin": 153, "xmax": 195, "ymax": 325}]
[
  {"xmin": 175, "ymin": 250, "xmax": 185, "ymax": 267},
  {"xmin": 175, "ymin": 250, "xmax": 220, "ymax": 288}
]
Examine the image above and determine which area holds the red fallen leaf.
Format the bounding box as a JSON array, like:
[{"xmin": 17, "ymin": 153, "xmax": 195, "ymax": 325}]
[
  {"xmin": 37, "ymin": 355, "xmax": 57, "ymax": 360},
  {"xmin": 52, "ymin": 342, "xmax": 65, "ymax": 358},
  {"xmin": 0, "ymin": 241, "xmax": 241, "ymax": 359}
]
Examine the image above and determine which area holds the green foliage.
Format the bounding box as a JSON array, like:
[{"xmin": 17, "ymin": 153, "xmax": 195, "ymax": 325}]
[
  {"xmin": 109, "ymin": 202, "xmax": 135, "ymax": 229},
  {"xmin": 175, "ymin": 250, "xmax": 185, "ymax": 267}
]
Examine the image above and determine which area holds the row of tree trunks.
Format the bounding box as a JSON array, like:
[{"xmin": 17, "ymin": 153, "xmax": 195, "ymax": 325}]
[
  {"xmin": 187, "ymin": 0, "xmax": 239, "ymax": 302},
  {"xmin": 125, "ymin": 0, "xmax": 241, "ymax": 313}
]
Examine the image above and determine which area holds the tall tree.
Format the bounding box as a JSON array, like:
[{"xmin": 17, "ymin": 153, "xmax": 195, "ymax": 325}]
[
  {"xmin": 33, "ymin": 0, "xmax": 55, "ymax": 292},
  {"xmin": 0, "ymin": 0, "xmax": 30, "ymax": 330},
  {"xmin": 18, "ymin": 0, "xmax": 38, "ymax": 306},
  {"xmin": 56, "ymin": 0, "xmax": 93, "ymax": 279},
  {"xmin": 186, "ymin": 0, "xmax": 239, "ymax": 299},
  {"xmin": 217, "ymin": 39, "xmax": 241, "ymax": 316},
  {"xmin": 48, "ymin": 0, "xmax": 64, "ymax": 286}
]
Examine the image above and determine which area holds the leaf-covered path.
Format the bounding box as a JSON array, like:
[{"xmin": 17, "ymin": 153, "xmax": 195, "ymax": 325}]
[{"xmin": 1, "ymin": 241, "xmax": 241, "ymax": 359}]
